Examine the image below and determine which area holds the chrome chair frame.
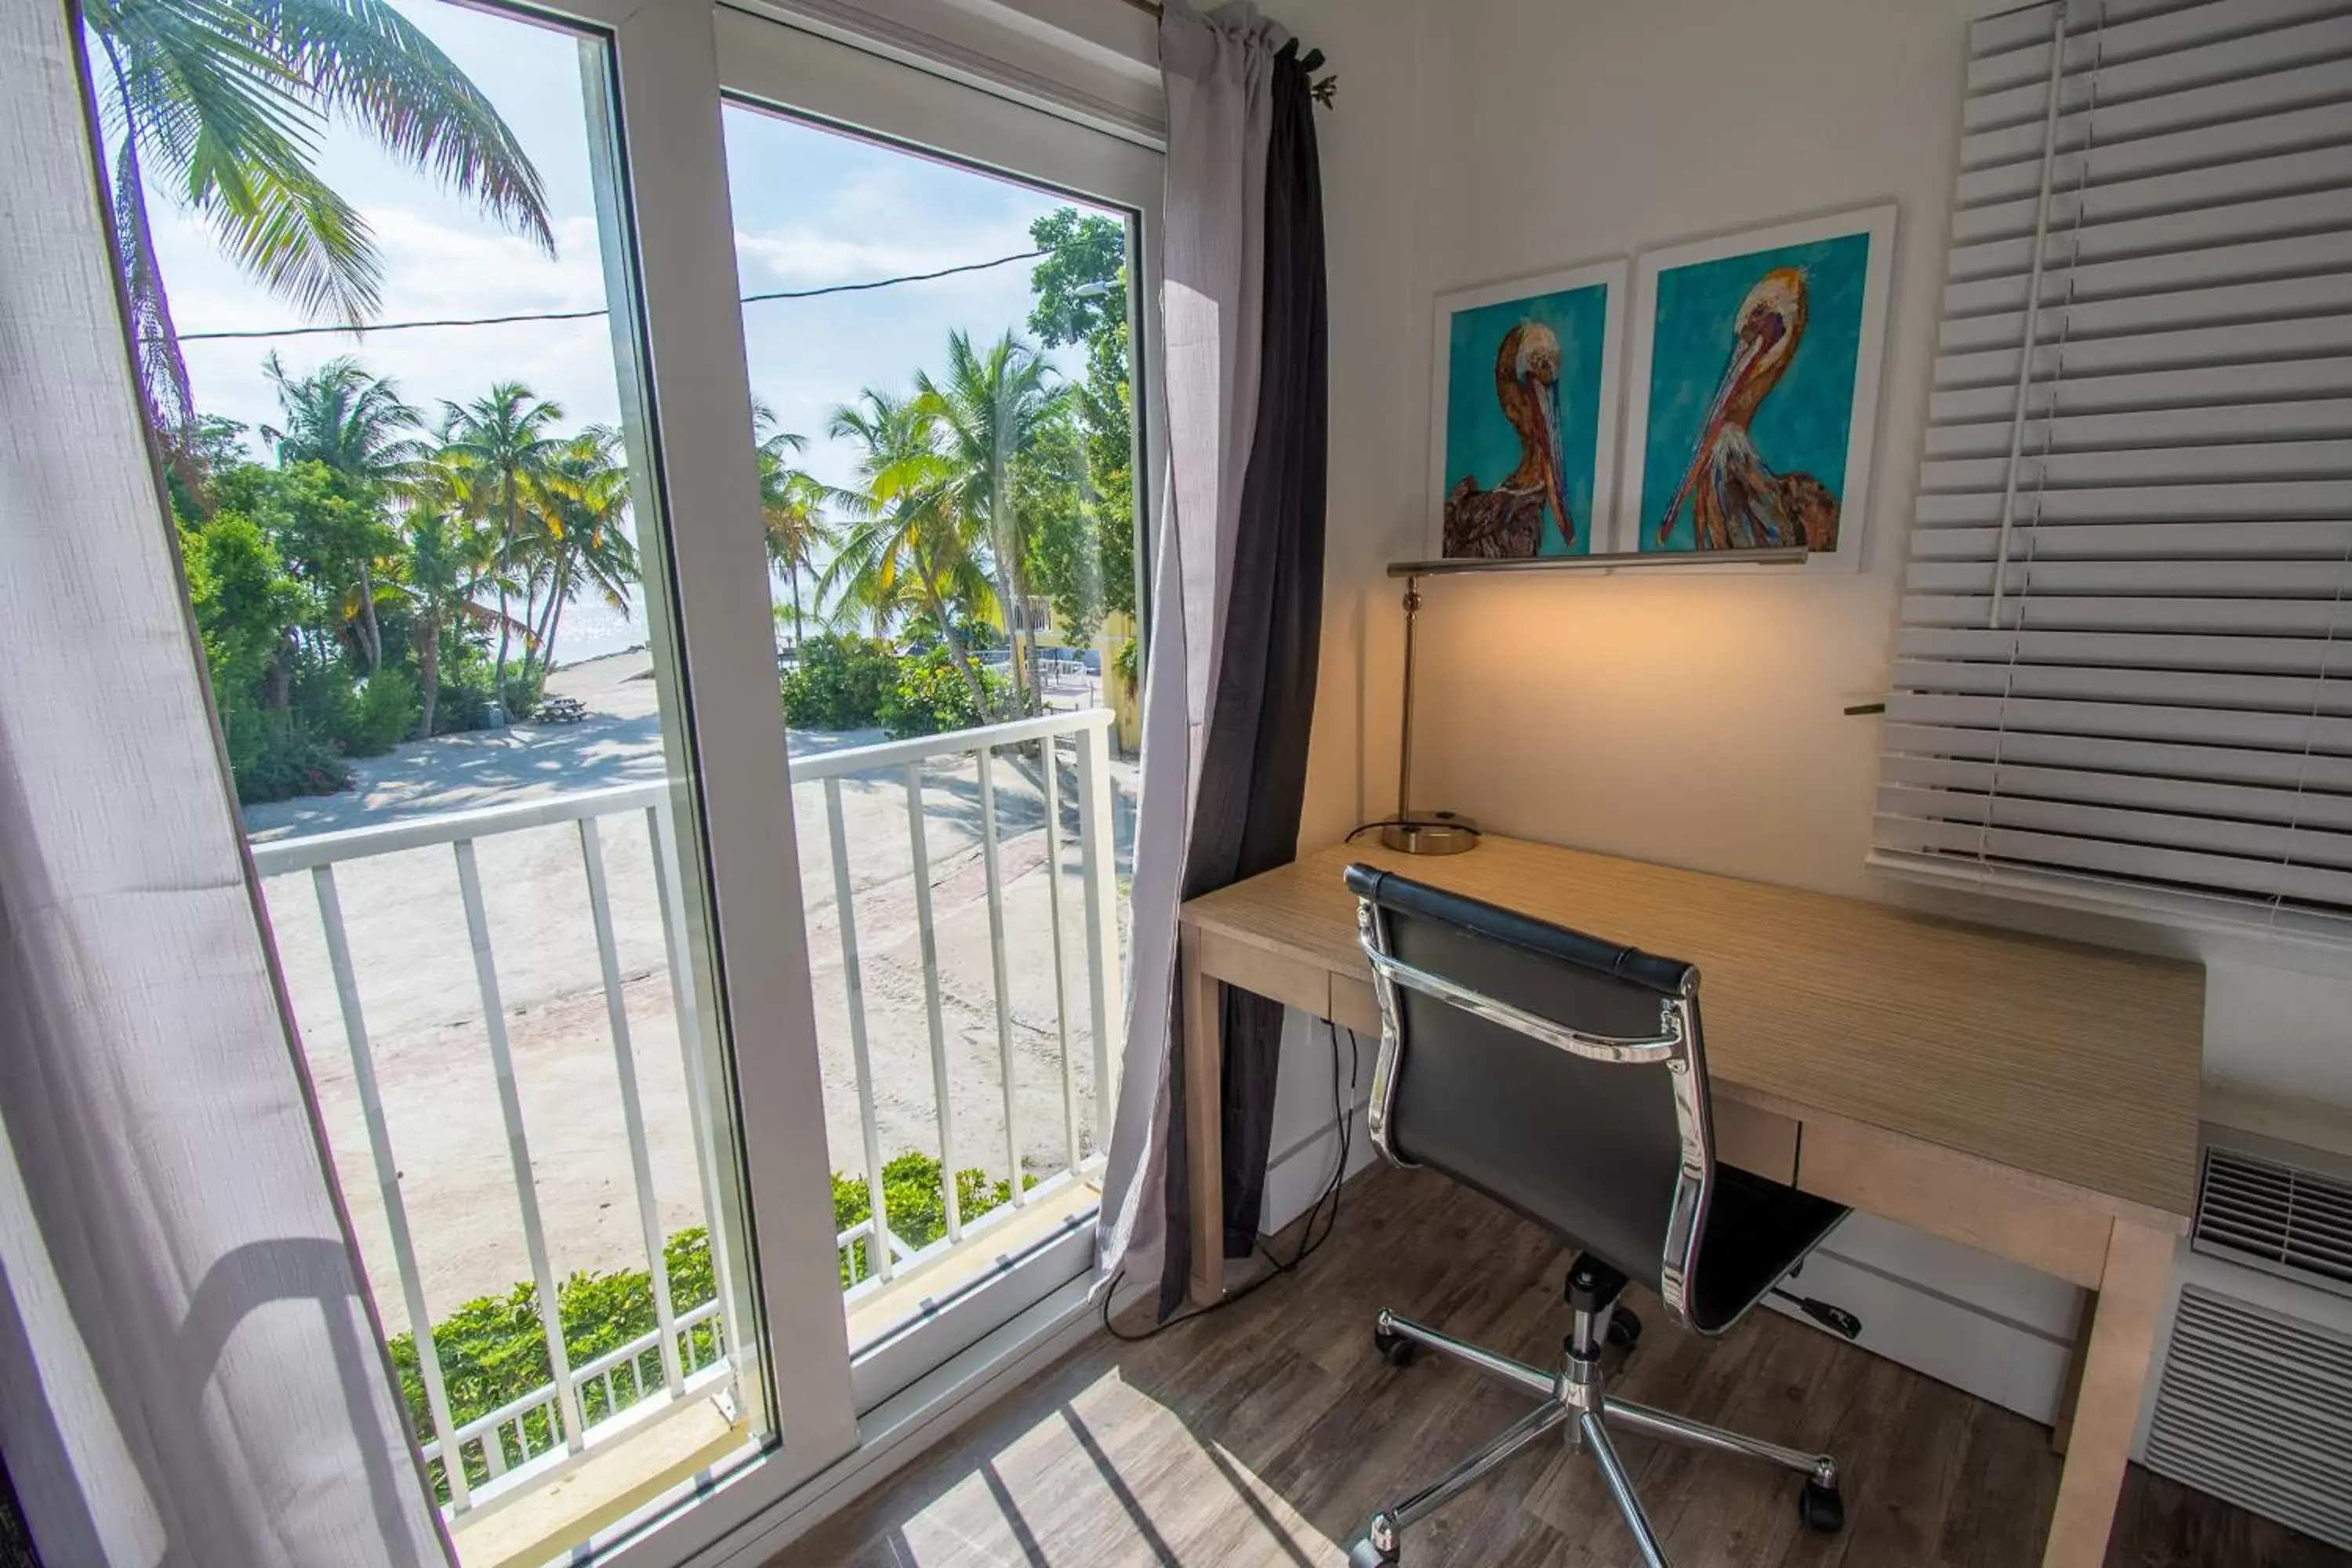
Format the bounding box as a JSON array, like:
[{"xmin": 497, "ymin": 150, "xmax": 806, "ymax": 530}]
[{"xmin": 1348, "ymin": 895, "xmax": 1841, "ymax": 1568}]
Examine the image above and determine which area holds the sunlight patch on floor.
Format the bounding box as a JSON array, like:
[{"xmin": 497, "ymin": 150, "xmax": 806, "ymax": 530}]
[{"xmin": 887, "ymin": 1369, "xmax": 1340, "ymax": 1566}]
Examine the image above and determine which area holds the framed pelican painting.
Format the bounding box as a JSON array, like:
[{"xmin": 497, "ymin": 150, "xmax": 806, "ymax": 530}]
[
  {"xmin": 1621, "ymin": 205, "xmax": 1895, "ymax": 572},
  {"xmin": 1429, "ymin": 258, "xmax": 1627, "ymax": 558}
]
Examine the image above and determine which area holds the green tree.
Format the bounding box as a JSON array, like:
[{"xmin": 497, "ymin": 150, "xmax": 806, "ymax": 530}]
[
  {"xmin": 437, "ymin": 382, "xmax": 563, "ymax": 705},
  {"xmin": 818, "ymin": 389, "xmax": 996, "ymax": 715},
  {"xmin": 1027, "ymin": 209, "xmax": 1137, "ymax": 640},
  {"xmin": 524, "ymin": 426, "xmax": 638, "ymax": 684},
  {"xmin": 751, "ymin": 398, "xmax": 833, "ymax": 648},
  {"xmin": 85, "ymin": 0, "xmax": 553, "ymax": 443},
  {"xmin": 260, "ymin": 353, "xmax": 423, "ymax": 672},
  {"xmin": 916, "ymin": 330, "xmax": 1054, "ymax": 716},
  {"xmin": 211, "ymin": 457, "xmax": 390, "ymax": 678}
]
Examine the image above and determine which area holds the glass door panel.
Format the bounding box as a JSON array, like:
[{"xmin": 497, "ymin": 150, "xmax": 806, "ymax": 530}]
[
  {"xmin": 77, "ymin": 0, "xmax": 821, "ymax": 1552},
  {"xmin": 714, "ymin": 28, "xmax": 1156, "ymax": 1406}
]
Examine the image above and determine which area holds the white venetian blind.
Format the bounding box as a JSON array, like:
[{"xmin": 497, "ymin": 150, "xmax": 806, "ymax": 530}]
[{"xmin": 1871, "ymin": 0, "xmax": 2352, "ymax": 938}]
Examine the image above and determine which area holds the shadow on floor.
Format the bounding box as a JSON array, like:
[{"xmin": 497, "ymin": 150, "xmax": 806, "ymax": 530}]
[{"xmin": 775, "ymin": 1164, "xmax": 2344, "ymax": 1567}]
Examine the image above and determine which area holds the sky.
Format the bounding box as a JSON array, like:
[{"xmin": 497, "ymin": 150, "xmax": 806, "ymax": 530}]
[{"xmin": 147, "ymin": 0, "xmax": 1105, "ymax": 658}]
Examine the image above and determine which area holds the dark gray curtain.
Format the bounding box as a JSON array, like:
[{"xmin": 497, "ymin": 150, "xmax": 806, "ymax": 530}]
[
  {"xmin": 1160, "ymin": 38, "xmax": 1329, "ymax": 1315},
  {"xmin": 0, "ymin": 1446, "xmax": 37, "ymax": 1568}
]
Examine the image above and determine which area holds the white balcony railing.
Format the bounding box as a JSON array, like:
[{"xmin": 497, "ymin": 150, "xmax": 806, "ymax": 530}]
[{"xmin": 250, "ymin": 708, "xmax": 1124, "ymax": 1519}]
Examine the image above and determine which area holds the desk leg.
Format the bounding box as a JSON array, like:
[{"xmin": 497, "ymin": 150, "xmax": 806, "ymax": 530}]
[
  {"xmin": 2041, "ymin": 1220, "xmax": 2174, "ymax": 1567},
  {"xmin": 1180, "ymin": 924, "xmax": 1225, "ymax": 1306}
]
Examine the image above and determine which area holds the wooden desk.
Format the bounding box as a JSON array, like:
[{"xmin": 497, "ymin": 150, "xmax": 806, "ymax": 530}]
[{"xmin": 1178, "ymin": 835, "xmax": 2204, "ymax": 1568}]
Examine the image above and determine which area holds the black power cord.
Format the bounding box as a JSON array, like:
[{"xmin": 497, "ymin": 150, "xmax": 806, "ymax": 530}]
[{"xmin": 1101, "ymin": 1021, "xmax": 1362, "ymax": 1342}]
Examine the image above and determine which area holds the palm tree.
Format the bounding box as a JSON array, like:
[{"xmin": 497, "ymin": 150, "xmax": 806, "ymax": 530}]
[
  {"xmin": 85, "ymin": 0, "xmax": 554, "ymax": 444},
  {"xmin": 751, "ymin": 398, "xmax": 833, "ymax": 650},
  {"xmin": 524, "ymin": 426, "xmax": 637, "ymax": 684},
  {"xmin": 917, "ymin": 330, "xmax": 1054, "ymax": 717},
  {"xmin": 398, "ymin": 448, "xmax": 535, "ymax": 738},
  {"xmin": 261, "ymin": 353, "xmax": 423, "ymax": 672},
  {"xmin": 819, "ymin": 390, "xmax": 995, "ymax": 713},
  {"xmin": 438, "ymin": 383, "xmax": 563, "ymax": 703}
]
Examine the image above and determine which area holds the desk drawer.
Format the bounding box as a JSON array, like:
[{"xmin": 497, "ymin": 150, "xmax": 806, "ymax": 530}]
[
  {"xmin": 1715, "ymin": 1098, "xmax": 1799, "ymax": 1184},
  {"xmin": 1197, "ymin": 929, "xmax": 1329, "ymax": 1019}
]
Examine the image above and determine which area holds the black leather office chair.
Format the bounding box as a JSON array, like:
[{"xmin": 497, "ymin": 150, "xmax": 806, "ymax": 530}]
[{"xmin": 1343, "ymin": 865, "xmax": 1854, "ymax": 1568}]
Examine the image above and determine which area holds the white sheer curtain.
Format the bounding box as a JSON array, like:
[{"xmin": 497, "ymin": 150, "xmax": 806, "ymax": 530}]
[
  {"xmin": 1096, "ymin": 0, "xmax": 1285, "ymax": 1305},
  {"xmin": 0, "ymin": 7, "xmax": 450, "ymax": 1564}
]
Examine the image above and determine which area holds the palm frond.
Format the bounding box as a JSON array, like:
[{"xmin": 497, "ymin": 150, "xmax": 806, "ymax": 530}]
[{"xmin": 236, "ymin": 0, "xmax": 554, "ymax": 252}]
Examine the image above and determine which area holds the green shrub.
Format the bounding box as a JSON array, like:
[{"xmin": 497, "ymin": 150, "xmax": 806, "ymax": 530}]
[
  {"xmin": 498, "ymin": 670, "xmax": 543, "ymax": 725},
  {"xmin": 829, "ymin": 1150, "xmax": 1033, "ymax": 1283},
  {"xmin": 878, "ymin": 646, "xmax": 994, "ymax": 739},
  {"xmin": 780, "ymin": 633, "xmax": 895, "ymax": 730},
  {"xmin": 221, "ymin": 709, "xmax": 351, "ymax": 804},
  {"xmin": 386, "ymin": 1158, "xmax": 1032, "ymax": 1504},
  {"xmin": 341, "ymin": 669, "xmax": 419, "ymax": 757},
  {"xmin": 1112, "ymin": 634, "xmax": 1138, "ymax": 690}
]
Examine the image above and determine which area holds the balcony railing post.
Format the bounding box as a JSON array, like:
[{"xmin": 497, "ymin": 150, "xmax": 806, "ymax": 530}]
[
  {"xmin": 902, "ymin": 760, "xmax": 961, "ymax": 1242},
  {"xmin": 578, "ymin": 815, "xmax": 684, "ymax": 1396},
  {"xmin": 309, "ymin": 864, "xmax": 472, "ymax": 1512},
  {"xmin": 1040, "ymin": 737, "xmax": 1080, "ymax": 1171},
  {"xmin": 645, "ymin": 804, "xmax": 746, "ymax": 1412},
  {"xmin": 825, "ymin": 777, "xmax": 894, "ymax": 1281},
  {"xmin": 452, "ymin": 838, "xmax": 586, "ymax": 1454},
  {"xmin": 975, "ymin": 747, "xmax": 1024, "ymax": 1206},
  {"xmin": 1076, "ymin": 716, "xmax": 1123, "ymax": 1151}
]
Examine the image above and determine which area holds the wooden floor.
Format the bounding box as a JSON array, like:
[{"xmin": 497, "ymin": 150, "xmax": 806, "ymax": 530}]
[{"xmin": 778, "ymin": 1164, "xmax": 2349, "ymax": 1568}]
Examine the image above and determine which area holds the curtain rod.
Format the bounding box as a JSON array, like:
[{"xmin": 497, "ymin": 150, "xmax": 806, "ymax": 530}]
[{"xmin": 1112, "ymin": 0, "xmax": 1338, "ymax": 104}]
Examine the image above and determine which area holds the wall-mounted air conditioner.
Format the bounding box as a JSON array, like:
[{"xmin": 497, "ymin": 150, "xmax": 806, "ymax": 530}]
[{"xmin": 2131, "ymin": 1123, "xmax": 2352, "ymax": 1552}]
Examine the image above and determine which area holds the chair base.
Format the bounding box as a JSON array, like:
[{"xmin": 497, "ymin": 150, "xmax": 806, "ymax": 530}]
[{"xmin": 1348, "ymin": 1297, "xmax": 1842, "ymax": 1567}]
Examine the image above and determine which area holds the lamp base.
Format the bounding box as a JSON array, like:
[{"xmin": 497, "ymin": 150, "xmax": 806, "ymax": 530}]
[{"xmin": 1378, "ymin": 812, "xmax": 1480, "ymax": 856}]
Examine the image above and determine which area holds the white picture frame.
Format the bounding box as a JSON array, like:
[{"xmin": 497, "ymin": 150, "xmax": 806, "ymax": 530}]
[
  {"xmin": 1617, "ymin": 204, "xmax": 1896, "ymax": 572},
  {"xmin": 1427, "ymin": 256, "xmax": 1628, "ymax": 559}
]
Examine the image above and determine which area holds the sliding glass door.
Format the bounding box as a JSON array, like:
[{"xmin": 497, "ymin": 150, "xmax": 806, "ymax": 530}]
[
  {"xmin": 712, "ymin": 11, "xmax": 1161, "ymax": 1414},
  {"xmin": 78, "ymin": 0, "xmax": 1156, "ymax": 1555}
]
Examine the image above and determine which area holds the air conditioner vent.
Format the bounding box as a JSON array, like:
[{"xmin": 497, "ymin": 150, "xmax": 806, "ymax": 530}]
[
  {"xmin": 2143, "ymin": 1285, "xmax": 2352, "ymax": 1552},
  {"xmin": 2194, "ymin": 1144, "xmax": 2352, "ymax": 1299}
]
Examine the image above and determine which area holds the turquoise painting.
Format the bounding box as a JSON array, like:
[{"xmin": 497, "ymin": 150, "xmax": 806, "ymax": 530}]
[
  {"xmin": 1439, "ymin": 281, "xmax": 1611, "ymax": 557},
  {"xmin": 1638, "ymin": 231, "xmax": 1872, "ymax": 555}
]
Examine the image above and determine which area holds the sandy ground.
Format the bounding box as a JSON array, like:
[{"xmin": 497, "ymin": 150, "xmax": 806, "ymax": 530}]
[{"xmin": 249, "ymin": 652, "xmax": 1134, "ymax": 1318}]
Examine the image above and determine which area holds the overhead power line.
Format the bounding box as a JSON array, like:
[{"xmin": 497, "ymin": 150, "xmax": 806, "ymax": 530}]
[{"xmin": 168, "ymin": 248, "xmax": 1051, "ymax": 343}]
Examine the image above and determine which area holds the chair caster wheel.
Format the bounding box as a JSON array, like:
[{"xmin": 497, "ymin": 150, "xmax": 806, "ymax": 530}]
[
  {"xmin": 1798, "ymin": 1478, "xmax": 1845, "ymax": 1534},
  {"xmin": 1373, "ymin": 1327, "xmax": 1417, "ymax": 1367},
  {"xmin": 1347, "ymin": 1539, "xmax": 1398, "ymax": 1568},
  {"xmin": 1606, "ymin": 1309, "xmax": 1642, "ymax": 1350}
]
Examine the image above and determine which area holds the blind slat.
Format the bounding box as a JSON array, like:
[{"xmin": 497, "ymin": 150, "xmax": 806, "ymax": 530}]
[
  {"xmin": 1916, "ymin": 479, "xmax": 2352, "ymax": 525},
  {"xmin": 1921, "ymin": 439, "xmax": 2352, "ymax": 492},
  {"xmin": 1943, "ymin": 231, "xmax": 2352, "ymax": 319},
  {"xmin": 1901, "ymin": 593, "xmax": 2352, "ymax": 633},
  {"xmin": 1896, "ymin": 626, "xmax": 2347, "ymax": 673},
  {"xmin": 1885, "ymin": 721, "xmax": 2352, "ymax": 791},
  {"xmin": 1929, "ymin": 356, "xmax": 2352, "ymax": 423},
  {"xmin": 1890, "ymin": 659, "xmax": 2352, "ymax": 714},
  {"xmin": 1886, "ymin": 691, "xmax": 2352, "ymax": 752},
  {"xmin": 1878, "ymin": 786, "xmax": 2352, "ymax": 871},
  {"xmin": 1948, "ymin": 191, "xmax": 2352, "ymax": 287},
  {"xmin": 1958, "ymin": 100, "xmax": 2352, "ymax": 207},
  {"xmin": 1909, "ymin": 558, "xmax": 2352, "ymax": 597},
  {"xmin": 1924, "ymin": 398, "xmax": 2352, "ymax": 456},
  {"xmin": 1953, "ymin": 144, "xmax": 2352, "ymax": 246},
  {"xmin": 1940, "ymin": 274, "xmax": 2352, "ymax": 355},
  {"xmin": 1971, "ymin": 0, "xmax": 2352, "ymax": 93},
  {"xmin": 1873, "ymin": 816, "xmax": 2352, "ymax": 907},
  {"xmin": 1880, "ymin": 753, "xmax": 2352, "ymax": 832},
  {"xmin": 1963, "ymin": 56, "xmax": 2352, "ymax": 169},
  {"xmin": 1910, "ymin": 521, "xmax": 2352, "ymax": 561}
]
